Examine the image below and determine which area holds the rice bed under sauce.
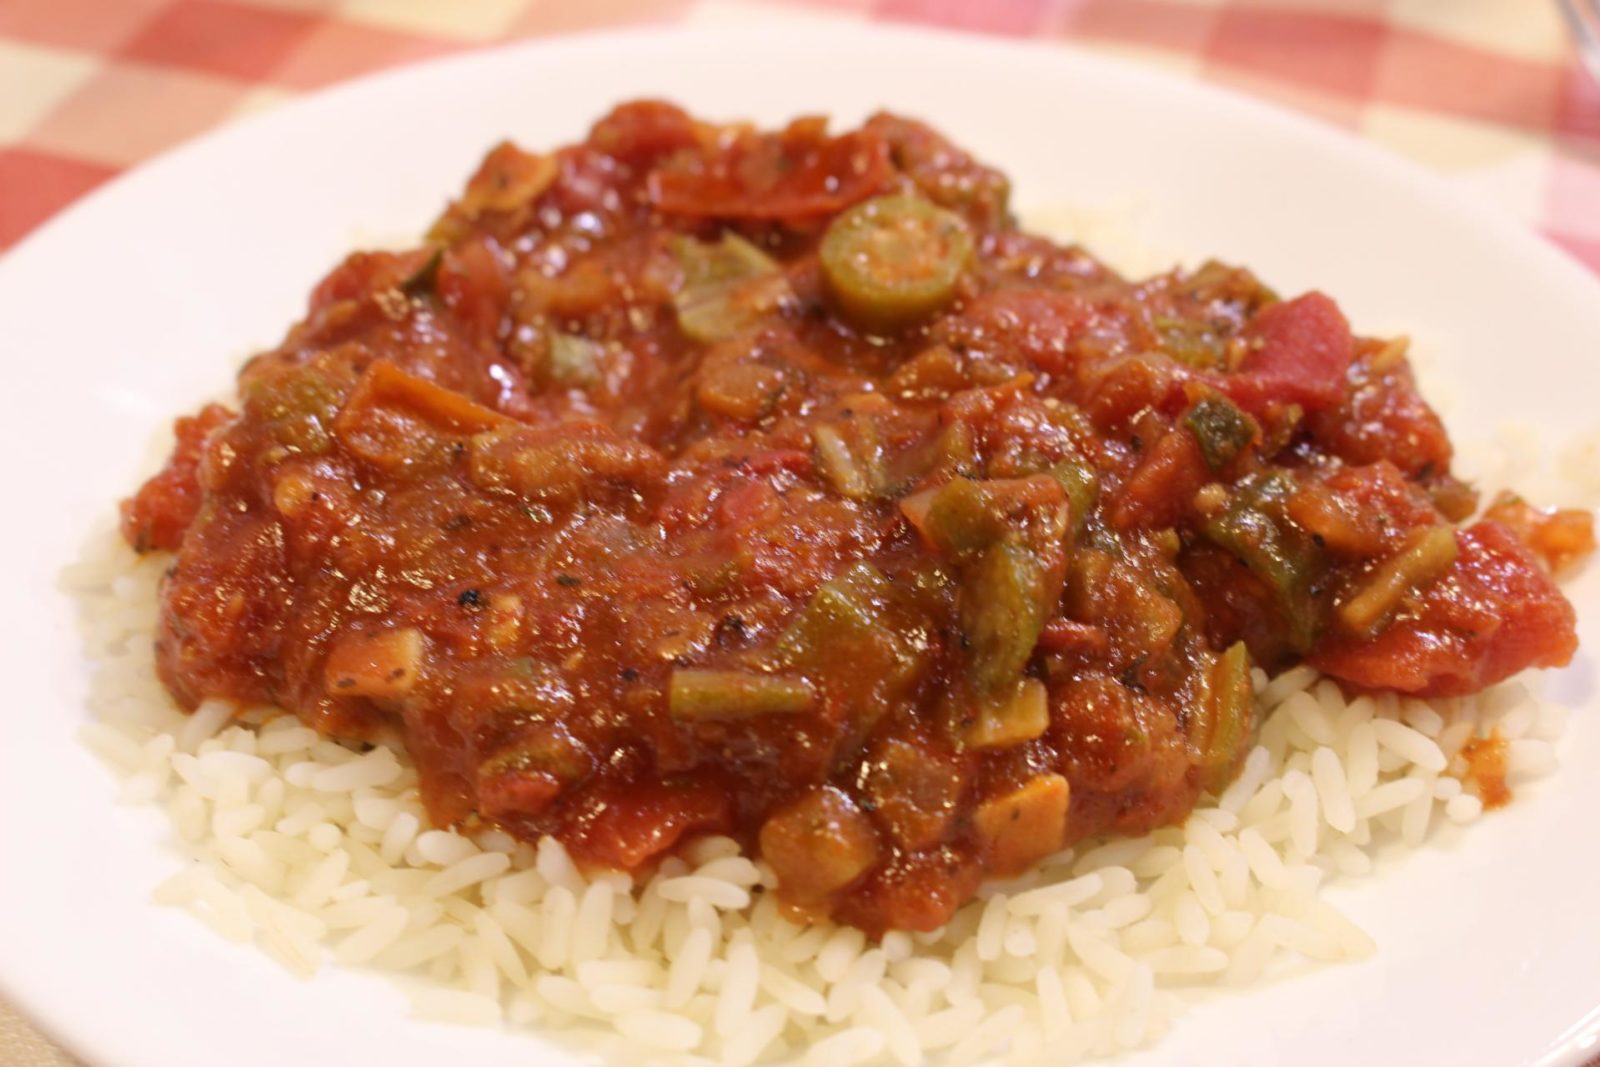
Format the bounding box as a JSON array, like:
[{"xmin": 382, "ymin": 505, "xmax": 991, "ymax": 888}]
[{"xmin": 65, "ymin": 519, "xmax": 1569, "ymax": 1067}]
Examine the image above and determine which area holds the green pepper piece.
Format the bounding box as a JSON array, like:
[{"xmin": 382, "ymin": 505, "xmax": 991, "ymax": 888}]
[
  {"xmin": 904, "ymin": 475, "xmax": 1070, "ymax": 563},
  {"xmin": 1200, "ymin": 471, "xmax": 1327, "ymax": 653},
  {"xmin": 671, "ymin": 233, "xmax": 791, "ymax": 344},
  {"xmin": 669, "ymin": 669, "xmax": 816, "ymax": 721},
  {"xmin": 243, "ymin": 365, "xmax": 342, "ymax": 456},
  {"xmin": 774, "ymin": 562, "xmax": 891, "ymax": 668},
  {"xmin": 399, "ymin": 248, "xmax": 444, "ymax": 298},
  {"xmin": 960, "ymin": 543, "xmax": 1047, "ymax": 695},
  {"xmin": 1152, "ymin": 315, "xmax": 1226, "ymax": 370},
  {"xmin": 918, "ymin": 478, "xmax": 1011, "ymax": 557},
  {"xmin": 771, "ymin": 563, "xmax": 930, "ymax": 727},
  {"xmin": 1184, "ymin": 395, "xmax": 1258, "ymax": 471},
  {"xmin": 1181, "ymin": 260, "xmax": 1279, "ymax": 313},
  {"xmin": 1191, "ymin": 641, "xmax": 1254, "ymax": 792},
  {"xmin": 931, "ymin": 419, "xmax": 981, "ymax": 480},
  {"xmin": 820, "ymin": 194, "xmax": 973, "ymax": 332}
]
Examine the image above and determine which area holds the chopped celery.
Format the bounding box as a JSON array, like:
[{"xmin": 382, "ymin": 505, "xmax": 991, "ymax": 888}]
[
  {"xmin": 671, "ymin": 233, "xmax": 791, "ymax": 343},
  {"xmin": 960, "ymin": 543, "xmax": 1047, "ymax": 694},
  {"xmin": 1191, "ymin": 641, "xmax": 1254, "ymax": 791},
  {"xmin": 931, "ymin": 419, "xmax": 982, "ymax": 480},
  {"xmin": 1200, "ymin": 470, "xmax": 1327, "ymax": 653},
  {"xmin": 668, "ymin": 668, "xmax": 816, "ymax": 721},
  {"xmin": 965, "ymin": 677, "xmax": 1050, "ymax": 749},
  {"xmin": 674, "ymin": 232, "xmax": 776, "ymax": 289},
  {"xmin": 548, "ymin": 332, "xmax": 602, "ymax": 387},
  {"xmin": 1121, "ymin": 577, "xmax": 1185, "ymax": 661},
  {"xmin": 1338, "ymin": 524, "xmax": 1458, "ymax": 636},
  {"xmin": 1183, "ymin": 395, "xmax": 1258, "ymax": 471},
  {"xmin": 1048, "ymin": 457, "xmax": 1098, "ymax": 538},
  {"xmin": 814, "ymin": 421, "xmax": 886, "ymax": 501}
]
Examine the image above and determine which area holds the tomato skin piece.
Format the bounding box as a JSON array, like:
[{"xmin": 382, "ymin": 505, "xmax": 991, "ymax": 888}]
[
  {"xmin": 1287, "ymin": 460, "xmax": 1448, "ymax": 559},
  {"xmin": 560, "ymin": 779, "xmax": 735, "ymax": 870},
  {"xmin": 1109, "ymin": 426, "xmax": 1210, "ymax": 531},
  {"xmin": 476, "ymin": 767, "xmax": 562, "ymax": 821},
  {"xmin": 942, "ymin": 288, "xmax": 1102, "ymax": 377},
  {"xmin": 587, "ymin": 99, "xmax": 701, "ymax": 166},
  {"xmin": 437, "ymin": 235, "xmax": 510, "ymax": 346},
  {"xmin": 118, "ymin": 404, "xmax": 234, "ymax": 553},
  {"xmin": 1483, "ymin": 493, "xmax": 1597, "ymax": 573},
  {"xmin": 1224, "ymin": 292, "xmax": 1354, "ymax": 413},
  {"xmin": 1311, "ymin": 521, "xmax": 1579, "ymax": 697},
  {"xmin": 309, "ymin": 250, "xmax": 430, "ymax": 311},
  {"xmin": 834, "ymin": 846, "xmax": 982, "ymax": 937},
  {"xmin": 647, "ymin": 128, "xmax": 892, "ymax": 221},
  {"xmin": 1306, "ymin": 350, "xmax": 1452, "ymax": 480}
]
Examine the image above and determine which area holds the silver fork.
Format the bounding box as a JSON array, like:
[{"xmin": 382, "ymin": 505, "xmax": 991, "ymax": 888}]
[{"xmin": 1559, "ymin": 0, "xmax": 1600, "ymax": 85}]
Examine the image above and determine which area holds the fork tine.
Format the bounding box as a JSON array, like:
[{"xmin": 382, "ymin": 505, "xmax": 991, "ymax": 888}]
[
  {"xmin": 1563, "ymin": 0, "xmax": 1590, "ymax": 39},
  {"xmin": 1561, "ymin": 0, "xmax": 1600, "ymax": 85},
  {"xmin": 1561, "ymin": 0, "xmax": 1589, "ymax": 44}
]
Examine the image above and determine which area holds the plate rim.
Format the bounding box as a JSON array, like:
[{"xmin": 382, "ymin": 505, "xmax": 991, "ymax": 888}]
[{"xmin": 2, "ymin": 21, "xmax": 1598, "ymax": 1067}]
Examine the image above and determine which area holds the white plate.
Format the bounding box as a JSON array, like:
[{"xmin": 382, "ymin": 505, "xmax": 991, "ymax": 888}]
[{"xmin": 1, "ymin": 23, "xmax": 1597, "ymax": 1067}]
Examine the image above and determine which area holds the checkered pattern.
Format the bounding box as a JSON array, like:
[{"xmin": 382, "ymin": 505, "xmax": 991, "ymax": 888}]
[
  {"xmin": 2, "ymin": 0, "xmax": 1597, "ymax": 274},
  {"xmin": 2, "ymin": 1, "xmax": 1598, "ymax": 1063}
]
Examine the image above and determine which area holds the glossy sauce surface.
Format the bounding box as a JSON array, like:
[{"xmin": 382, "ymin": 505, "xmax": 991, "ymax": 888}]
[{"xmin": 123, "ymin": 102, "xmax": 1587, "ymax": 932}]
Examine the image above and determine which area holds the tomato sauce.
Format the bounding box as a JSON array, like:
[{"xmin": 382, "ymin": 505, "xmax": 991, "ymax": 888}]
[
  {"xmin": 122, "ymin": 102, "xmax": 1588, "ymax": 933},
  {"xmin": 1460, "ymin": 730, "xmax": 1513, "ymax": 811}
]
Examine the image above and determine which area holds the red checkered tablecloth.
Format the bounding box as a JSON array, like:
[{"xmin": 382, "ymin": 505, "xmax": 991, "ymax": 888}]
[
  {"xmin": 2, "ymin": 0, "xmax": 1598, "ymax": 275},
  {"xmin": 1, "ymin": 1, "xmax": 1597, "ymax": 1064}
]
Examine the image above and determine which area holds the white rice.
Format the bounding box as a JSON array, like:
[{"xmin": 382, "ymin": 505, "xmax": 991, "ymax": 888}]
[{"xmin": 63, "ymin": 515, "xmax": 1577, "ymax": 1066}]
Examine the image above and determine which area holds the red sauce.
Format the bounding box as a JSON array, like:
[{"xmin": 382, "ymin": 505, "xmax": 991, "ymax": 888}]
[
  {"xmin": 1461, "ymin": 730, "xmax": 1512, "ymax": 810},
  {"xmin": 123, "ymin": 102, "xmax": 1587, "ymax": 932}
]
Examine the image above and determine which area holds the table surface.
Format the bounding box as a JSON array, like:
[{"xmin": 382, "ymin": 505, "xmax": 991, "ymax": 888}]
[{"xmin": 2, "ymin": 0, "xmax": 1597, "ymax": 1063}]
